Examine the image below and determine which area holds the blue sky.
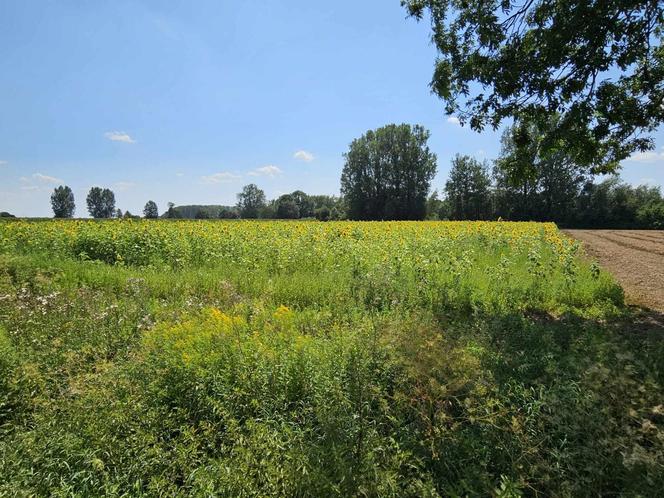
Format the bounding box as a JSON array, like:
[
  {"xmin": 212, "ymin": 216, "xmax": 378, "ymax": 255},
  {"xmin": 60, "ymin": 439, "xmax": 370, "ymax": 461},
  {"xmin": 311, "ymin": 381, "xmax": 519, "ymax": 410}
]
[{"xmin": 1, "ymin": 0, "xmax": 663, "ymax": 217}]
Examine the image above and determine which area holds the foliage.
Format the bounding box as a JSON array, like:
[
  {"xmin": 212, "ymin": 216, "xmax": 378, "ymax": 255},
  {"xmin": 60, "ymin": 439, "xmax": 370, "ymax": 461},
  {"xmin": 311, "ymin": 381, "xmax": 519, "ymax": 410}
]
[
  {"xmin": 218, "ymin": 206, "xmax": 240, "ymax": 219},
  {"xmin": 0, "ymin": 220, "xmax": 662, "ymax": 496},
  {"xmin": 275, "ymin": 194, "xmax": 300, "ymax": 219},
  {"xmin": 435, "ymin": 149, "xmax": 663, "ymax": 228},
  {"xmin": 637, "ymin": 200, "xmax": 664, "ymax": 229},
  {"xmin": 425, "ymin": 190, "xmax": 446, "ymax": 220},
  {"xmin": 50, "ymin": 185, "xmax": 75, "ymax": 218},
  {"xmin": 310, "ymin": 195, "xmax": 346, "ymax": 220},
  {"xmin": 445, "ymin": 155, "xmax": 492, "ymax": 220},
  {"xmin": 576, "ymin": 178, "xmax": 664, "ymax": 229},
  {"xmin": 494, "ymin": 123, "xmax": 587, "ymax": 224},
  {"xmin": 0, "ymin": 325, "xmax": 20, "ymax": 427},
  {"xmin": 403, "ymin": 0, "xmax": 664, "ymax": 173},
  {"xmin": 143, "ymin": 201, "xmax": 158, "ymax": 219},
  {"xmin": 341, "ymin": 124, "xmax": 437, "ymax": 220},
  {"xmin": 164, "ymin": 205, "xmax": 235, "ymax": 219},
  {"xmin": 314, "ymin": 205, "xmax": 331, "ymax": 221},
  {"xmin": 289, "ymin": 190, "xmax": 314, "ymax": 218},
  {"xmin": 236, "ymin": 184, "xmax": 267, "ymax": 219},
  {"xmin": 0, "ymin": 212, "xmax": 15, "ymax": 218},
  {"xmin": 164, "ymin": 202, "xmax": 181, "ymax": 219},
  {"xmin": 86, "ymin": 187, "xmax": 115, "ymax": 219}
]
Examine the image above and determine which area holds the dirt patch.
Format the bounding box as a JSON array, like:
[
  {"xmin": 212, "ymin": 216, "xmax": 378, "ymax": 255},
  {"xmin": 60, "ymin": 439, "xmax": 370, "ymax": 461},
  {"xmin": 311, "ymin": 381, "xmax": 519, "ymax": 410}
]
[{"xmin": 564, "ymin": 229, "xmax": 664, "ymax": 312}]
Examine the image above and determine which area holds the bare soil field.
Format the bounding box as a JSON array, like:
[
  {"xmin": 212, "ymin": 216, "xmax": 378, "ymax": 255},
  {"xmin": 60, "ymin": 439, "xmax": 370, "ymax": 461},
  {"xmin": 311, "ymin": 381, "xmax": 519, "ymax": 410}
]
[{"xmin": 565, "ymin": 229, "xmax": 664, "ymax": 312}]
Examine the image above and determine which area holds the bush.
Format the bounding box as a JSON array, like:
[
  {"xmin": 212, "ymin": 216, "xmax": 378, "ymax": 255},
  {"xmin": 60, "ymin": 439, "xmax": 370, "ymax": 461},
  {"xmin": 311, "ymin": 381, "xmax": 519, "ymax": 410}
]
[
  {"xmin": 131, "ymin": 307, "xmax": 430, "ymax": 495},
  {"xmin": 637, "ymin": 200, "xmax": 664, "ymax": 229}
]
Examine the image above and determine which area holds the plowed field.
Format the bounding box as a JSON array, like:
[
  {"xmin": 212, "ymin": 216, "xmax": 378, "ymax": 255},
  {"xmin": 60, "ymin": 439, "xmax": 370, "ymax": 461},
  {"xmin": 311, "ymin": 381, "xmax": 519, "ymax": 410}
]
[{"xmin": 565, "ymin": 229, "xmax": 664, "ymax": 312}]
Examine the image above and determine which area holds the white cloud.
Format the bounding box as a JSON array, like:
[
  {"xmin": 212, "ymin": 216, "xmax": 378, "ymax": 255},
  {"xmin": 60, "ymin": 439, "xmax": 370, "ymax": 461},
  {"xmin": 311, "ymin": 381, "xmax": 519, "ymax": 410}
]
[
  {"xmin": 248, "ymin": 165, "xmax": 282, "ymax": 177},
  {"xmin": 31, "ymin": 173, "xmax": 63, "ymax": 184},
  {"xmin": 201, "ymin": 172, "xmax": 241, "ymax": 184},
  {"xmin": 294, "ymin": 150, "xmax": 315, "ymax": 162},
  {"xmin": 104, "ymin": 131, "xmax": 136, "ymax": 144},
  {"xmin": 625, "ymin": 150, "xmax": 664, "ymax": 163},
  {"xmin": 0, "ymin": 160, "xmax": 7, "ymax": 166},
  {"xmin": 447, "ymin": 116, "xmax": 461, "ymax": 126},
  {"xmin": 16, "ymin": 172, "xmax": 63, "ymax": 193},
  {"xmin": 114, "ymin": 181, "xmax": 137, "ymax": 191}
]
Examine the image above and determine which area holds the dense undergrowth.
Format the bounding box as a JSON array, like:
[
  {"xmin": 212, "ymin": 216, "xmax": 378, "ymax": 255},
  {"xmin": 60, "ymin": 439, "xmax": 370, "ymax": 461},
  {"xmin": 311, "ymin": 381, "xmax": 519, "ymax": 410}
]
[{"xmin": 0, "ymin": 220, "xmax": 662, "ymax": 496}]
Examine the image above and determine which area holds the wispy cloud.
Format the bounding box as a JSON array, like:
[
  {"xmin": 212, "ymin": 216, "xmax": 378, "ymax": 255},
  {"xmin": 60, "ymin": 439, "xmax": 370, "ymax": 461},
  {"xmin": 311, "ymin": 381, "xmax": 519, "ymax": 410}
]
[
  {"xmin": 0, "ymin": 160, "xmax": 7, "ymax": 166},
  {"xmin": 201, "ymin": 172, "xmax": 242, "ymax": 184},
  {"xmin": 248, "ymin": 165, "xmax": 282, "ymax": 177},
  {"xmin": 104, "ymin": 131, "xmax": 136, "ymax": 144},
  {"xmin": 17, "ymin": 172, "xmax": 63, "ymax": 193},
  {"xmin": 625, "ymin": 150, "xmax": 664, "ymax": 163},
  {"xmin": 294, "ymin": 150, "xmax": 315, "ymax": 162},
  {"xmin": 31, "ymin": 173, "xmax": 63, "ymax": 184},
  {"xmin": 447, "ymin": 116, "xmax": 461, "ymax": 126}
]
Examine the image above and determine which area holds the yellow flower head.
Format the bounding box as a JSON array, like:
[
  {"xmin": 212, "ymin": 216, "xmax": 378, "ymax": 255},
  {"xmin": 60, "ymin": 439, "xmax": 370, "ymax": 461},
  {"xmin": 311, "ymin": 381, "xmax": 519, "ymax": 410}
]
[{"xmin": 273, "ymin": 304, "xmax": 292, "ymax": 319}]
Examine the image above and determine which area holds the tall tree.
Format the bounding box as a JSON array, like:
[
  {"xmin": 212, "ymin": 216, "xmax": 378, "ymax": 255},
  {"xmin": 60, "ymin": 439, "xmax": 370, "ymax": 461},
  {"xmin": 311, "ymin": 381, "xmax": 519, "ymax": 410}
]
[
  {"xmin": 575, "ymin": 178, "xmax": 664, "ymax": 228},
  {"xmin": 341, "ymin": 124, "xmax": 437, "ymax": 220},
  {"xmin": 143, "ymin": 200, "xmax": 159, "ymax": 219},
  {"xmin": 309, "ymin": 195, "xmax": 345, "ymax": 220},
  {"xmin": 289, "ymin": 190, "xmax": 314, "ymax": 218},
  {"xmin": 425, "ymin": 190, "xmax": 447, "ymax": 220},
  {"xmin": 86, "ymin": 187, "xmax": 116, "ymax": 219},
  {"xmin": 404, "ymin": 0, "xmax": 664, "ymax": 173},
  {"xmin": 236, "ymin": 184, "xmax": 266, "ymax": 219},
  {"xmin": 275, "ymin": 194, "xmax": 300, "ymax": 219},
  {"xmin": 445, "ymin": 155, "xmax": 492, "ymax": 220},
  {"xmin": 494, "ymin": 122, "xmax": 587, "ymax": 223},
  {"xmin": 50, "ymin": 185, "xmax": 75, "ymax": 218},
  {"xmin": 164, "ymin": 202, "xmax": 180, "ymax": 219}
]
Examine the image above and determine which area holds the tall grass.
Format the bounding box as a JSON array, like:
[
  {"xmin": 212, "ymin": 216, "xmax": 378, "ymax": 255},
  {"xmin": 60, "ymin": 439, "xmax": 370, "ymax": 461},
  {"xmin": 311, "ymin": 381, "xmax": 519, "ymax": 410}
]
[{"xmin": 0, "ymin": 220, "xmax": 661, "ymax": 496}]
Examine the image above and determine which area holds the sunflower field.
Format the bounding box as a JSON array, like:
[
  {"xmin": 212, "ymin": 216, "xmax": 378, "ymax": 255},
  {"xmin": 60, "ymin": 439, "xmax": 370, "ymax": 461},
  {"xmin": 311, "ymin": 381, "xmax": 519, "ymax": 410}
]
[{"xmin": 0, "ymin": 219, "xmax": 661, "ymax": 496}]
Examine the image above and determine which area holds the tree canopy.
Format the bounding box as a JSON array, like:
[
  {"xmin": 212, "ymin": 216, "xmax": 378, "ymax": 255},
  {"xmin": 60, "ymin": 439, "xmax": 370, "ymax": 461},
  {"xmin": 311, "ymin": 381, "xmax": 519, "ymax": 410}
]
[
  {"xmin": 445, "ymin": 155, "xmax": 492, "ymax": 220},
  {"xmin": 86, "ymin": 187, "xmax": 116, "ymax": 219},
  {"xmin": 51, "ymin": 185, "xmax": 75, "ymax": 218},
  {"xmin": 494, "ymin": 121, "xmax": 587, "ymax": 223},
  {"xmin": 403, "ymin": 0, "xmax": 664, "ymax": 173},
  {"xmin": 143, "ymin": 201, "xmax": 159, "ymax": 219},
  {"xmin": 275, "ymin": 194, "xmax": 300, "ymax": 219},
  {"xmin": 341, "ymin": 124, "xmax": 437, "ymax": 220},
  {"xmin": 236, "ymin": 184, "xmax": 266, "ymax": 219}
]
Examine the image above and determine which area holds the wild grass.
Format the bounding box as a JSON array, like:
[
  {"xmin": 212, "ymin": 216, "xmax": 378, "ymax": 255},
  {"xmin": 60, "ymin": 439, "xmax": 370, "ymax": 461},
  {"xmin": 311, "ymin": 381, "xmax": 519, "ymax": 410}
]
[{"xmin": 0, "ymin": 220, "xmax": 661, "ymax": 496}]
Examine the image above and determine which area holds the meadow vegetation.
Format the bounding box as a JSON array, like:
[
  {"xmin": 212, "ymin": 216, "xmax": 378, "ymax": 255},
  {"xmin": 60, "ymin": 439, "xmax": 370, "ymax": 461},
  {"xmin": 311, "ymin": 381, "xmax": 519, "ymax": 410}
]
[{"xmin": 0, "ymin": 219, "xmax": 662, "ymax": 496}]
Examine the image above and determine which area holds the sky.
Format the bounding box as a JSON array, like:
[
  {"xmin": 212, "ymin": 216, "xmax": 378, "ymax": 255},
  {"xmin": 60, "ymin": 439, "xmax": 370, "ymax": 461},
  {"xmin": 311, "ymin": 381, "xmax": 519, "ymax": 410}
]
[{"xmin": 1, "ymin": 0, "xmax": 663, "ymax": 217}]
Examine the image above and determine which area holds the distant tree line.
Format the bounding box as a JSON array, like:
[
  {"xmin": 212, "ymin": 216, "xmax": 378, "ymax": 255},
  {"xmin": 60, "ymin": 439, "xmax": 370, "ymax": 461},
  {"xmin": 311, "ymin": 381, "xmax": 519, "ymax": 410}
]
[
  {"xmin": 430, "ymin": 123, "xmax": 664, "ymax": 229},
  {"xmin": 163, "ymin": 189, "xmax": 345, "ymax": 221},
  {"xmin": 430, "ymin": 158, "xmax": 664, "ymax": 229},
  {"xmin": 47, "ymin": 185, "xmax": 161, "ymax": 220},
  {"xmin": 42, "ymin": 121, "xmax": 663, "ymax": 228}
]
